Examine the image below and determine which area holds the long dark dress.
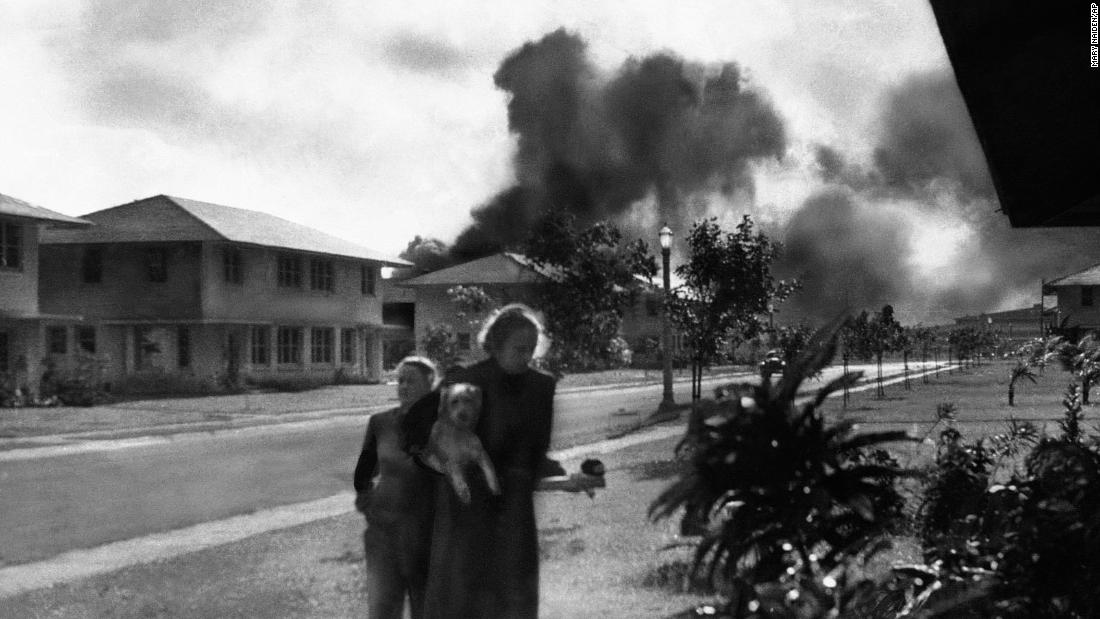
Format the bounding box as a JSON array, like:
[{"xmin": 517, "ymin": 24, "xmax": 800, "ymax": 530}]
[{"xmin": 403, "ymin": 358, "xmax": 556, "ymax": 619}]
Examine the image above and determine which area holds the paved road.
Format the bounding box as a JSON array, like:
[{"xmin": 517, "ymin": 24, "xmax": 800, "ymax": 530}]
[
  {"xmin": 0, "ymin": 374, "xmax": 751, "ymax": 567},
  {"xmin": 0, "ymin": 363, "xmax": 925, "ymax": 567}
]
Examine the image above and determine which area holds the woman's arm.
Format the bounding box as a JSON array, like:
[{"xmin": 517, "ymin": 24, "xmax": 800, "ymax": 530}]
[{"xmin": 352, "ymin": 417, "xmax": 378, "ymax": 512}]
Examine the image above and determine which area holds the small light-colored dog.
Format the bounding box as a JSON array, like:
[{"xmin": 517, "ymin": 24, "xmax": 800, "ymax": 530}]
[{"xmin": 424, "ymin": 383, "xmax": 500, "ymax": 504}]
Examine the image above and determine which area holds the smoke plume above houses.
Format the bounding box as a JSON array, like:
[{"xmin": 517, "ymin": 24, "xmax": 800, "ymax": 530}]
[
  {"xmin": 449, "ymin": 28, "xmax": 786, "ymax": 260},
  {"xmin": 430, "ymin": 30, "xmax": 1100, "ymax": 326},
  {"xmin": 777, "ymin": 72, "xmax": 1100, "ymax": 324}
]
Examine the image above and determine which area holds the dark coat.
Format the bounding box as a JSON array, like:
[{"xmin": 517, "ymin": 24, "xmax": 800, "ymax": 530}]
[{"xmin": 403, "ymin": 358, "xmax": 556, "ymax": 619}]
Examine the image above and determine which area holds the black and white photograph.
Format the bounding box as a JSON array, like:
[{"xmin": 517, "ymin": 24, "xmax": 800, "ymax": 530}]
[{"xmin": 1, "ymin": 1, "xmax": 1098, "ymax": 617}]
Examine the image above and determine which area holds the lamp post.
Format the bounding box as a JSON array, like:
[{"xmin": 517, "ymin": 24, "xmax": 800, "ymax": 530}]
[{"xmin": 659, "ymin": 224, "xmax": 675, "ymax": 410}]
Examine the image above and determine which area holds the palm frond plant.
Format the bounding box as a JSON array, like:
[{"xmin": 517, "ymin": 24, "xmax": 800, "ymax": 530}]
[
  {"xmin": 650, "ymin": 323, "xmax": 919, "ymax": 617},
  {"xmin": 1045, "ymin": 332, "xmax": 1100, "ymax": 405},
  {"xmin": 1007, "ymin": 361, "xmax": 1037, "ymax": 406}
]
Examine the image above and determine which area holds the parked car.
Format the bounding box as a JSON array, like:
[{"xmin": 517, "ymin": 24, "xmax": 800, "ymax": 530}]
[{"xmin": 759, "ymin": 349, "xmax": 786, "ymax": 379}]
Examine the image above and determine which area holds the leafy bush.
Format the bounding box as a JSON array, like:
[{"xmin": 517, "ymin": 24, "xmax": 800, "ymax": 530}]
[
  {"xmin": 38, "ymin": 354, "xmax": 111, "ymax": 406},
  {"xmin": 245, "ymin": 375, "xmax": 329, "ymax": 393},
  {"xmin": 650, "ymin": 324, "xmax": 917, "ymax": 617},
  {"xmin": 112, "ymin": 372, "xmax": 225, "ymax": 396},
  {"xmin": 900, "ymin": 384, "xmax": 1100, "ymax": 618}
]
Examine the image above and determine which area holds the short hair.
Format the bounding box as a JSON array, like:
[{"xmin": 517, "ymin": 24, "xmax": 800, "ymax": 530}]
[
  {"xmin": 395, "ymin": 355, "xmax": 440, "ymax": 390},
  {"xmin": 477, "ymin": 303, "xmax": 549, "ymax": 357}
]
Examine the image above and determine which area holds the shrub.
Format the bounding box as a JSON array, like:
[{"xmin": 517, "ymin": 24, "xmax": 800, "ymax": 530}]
[
  {"xmin": 245, "ymin": 375, "xmax": 329, "ymax": 393},
  {"xmin": 39, "ymin": 354, "xmax": 112, "ymax": 406},
  {"xmin": 650, "ymin": 323, "xmax": 918, "ymax": 617},
  {"xmin": 111, "ymin": 372, "xmax": 225, "ymax": 397},
  {"xmin": 900, "ymin": 384, "xmax": 1100, "ymax": 618},
  {"xmin": 333, "ymin": 367, "xmax": 379, "ymax": 385}
]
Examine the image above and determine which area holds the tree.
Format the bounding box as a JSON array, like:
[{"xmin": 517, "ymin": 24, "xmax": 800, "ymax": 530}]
[
  {"xmin": 667, "ymin": 216, "xmax": 798, "ymax": 403},
  {"xmin": 420, "ymin": 323, "xmax": 460, "ymax": 370},
  {"xmin": 839, "ymin": 313, "xmax": 870, "ymax": 407},
  {"xmin": 770, "ymin": 323, "xmax": 816, "ymax": 366},
  {"xmin": 448, "ymin": 285, "xmax": 499, "ymax": 332},
  {"xmin": 948, "ymin": 327, "xmax": 981, "ymax": 369},
  {"xmin": 523, "ymin": 213, "xmax": 656, "ymax": 371},
  {"xmin": 847, "ymin": 306, "xmax": 902, "ymax": 398},
  {"xmin": 911, "ymin": 326, "xmax": 938, "ymax": 384},
  {"xmin": 896, "ymin": 325, "xmax": 914, "ymax": 391}
]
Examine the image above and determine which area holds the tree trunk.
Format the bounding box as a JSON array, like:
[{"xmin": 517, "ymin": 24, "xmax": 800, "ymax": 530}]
[
  {"xmin": 842, "ymin": 355, "xmax": 849, "ymax": 408},
  {"xmin": 1009, "ymin": 381, "xmax": 1015, "ymax": 406},
  {"xmin": 903, "ymin": 350, "xmax": 910, "ymax": 391},
  {"xmin": 1083, "ymin": 376, "xmax": 1091, "ymax": 405},
  {"xmin": 876, "ymin": 353, "xmax": 885, "ymax": 398}
]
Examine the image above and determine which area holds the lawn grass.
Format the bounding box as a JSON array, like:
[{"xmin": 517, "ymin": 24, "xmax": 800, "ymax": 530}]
[{"xmin": 822, "ymin": 359, "xmax": 1088, "ymax": 445}]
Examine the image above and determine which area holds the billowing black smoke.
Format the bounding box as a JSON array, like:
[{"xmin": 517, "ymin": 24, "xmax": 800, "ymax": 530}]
[
  {"xmin": 779, "ymin": 72, "xmax": 1100, "ymax": 324},
  {"xmin": 450, "ymin": 28, "xmax": 786, "ymax": 260},
  {"xmin": 780, "ymin": 189, "xmax": 912, "ymax": 315}
]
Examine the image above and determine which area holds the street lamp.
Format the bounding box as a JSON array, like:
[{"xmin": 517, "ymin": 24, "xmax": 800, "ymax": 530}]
[{"xmin": 659, "ymin": 223, "xmax": 675, "ymax": 410}]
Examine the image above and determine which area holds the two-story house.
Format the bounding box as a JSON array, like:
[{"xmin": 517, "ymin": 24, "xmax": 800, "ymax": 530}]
[
  {"xmin": 1, "ymin": 192, "xmax": 91, "ymax": 395},
  {"xmin": 38, "ymin": 195, "xmax": 409, "ymax": 388},
  {"xmin": 398, "ymin": 252, "xmax": 674, "ymax": 362},
  {"xmin": 1045, "ymin": 264, "xmax": 1100, "ymax": 338}
]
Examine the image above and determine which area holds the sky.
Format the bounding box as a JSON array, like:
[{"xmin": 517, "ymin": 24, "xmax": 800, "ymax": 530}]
[{"xmin": 1, "ymin": 1, "xmax": 1092, "ymax": 324}]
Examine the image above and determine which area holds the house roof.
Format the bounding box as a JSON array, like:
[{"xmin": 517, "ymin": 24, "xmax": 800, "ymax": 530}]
[
  {"xmin": 1046, "ymin": 264, "xmax": 1100, "ymax": 287},
  {"xmin": 929, "ymin": 2, "xmax": 1100, "ymax": 227},
  {"xmin": 0, "ymin": 192, "xmax": 90, "ymax": 227},
  {"xmin": 39, "ymin": 195, "xmax": 409, "ymax": 266},
  {"xmin": 399, "ymin": 253, "xmax": 552, "ymax": 286}
]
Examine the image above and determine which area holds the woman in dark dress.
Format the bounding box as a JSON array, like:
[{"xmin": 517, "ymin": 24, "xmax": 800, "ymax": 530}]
[
  {"xmin": 353, "ymin": 356, "xmax": 439, "ymax": 619},
  {"xmin": 405, "ymin": 304, "xmax": 555, "ymax": 619}
]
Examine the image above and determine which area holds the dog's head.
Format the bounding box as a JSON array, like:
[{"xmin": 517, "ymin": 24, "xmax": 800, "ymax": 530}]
[{"xmin": 440, "ymin": 383, "xmax": 483, "ymax": 430}]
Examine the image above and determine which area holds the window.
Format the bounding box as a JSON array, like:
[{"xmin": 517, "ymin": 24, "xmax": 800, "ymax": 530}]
[
  {"xmin": 47, "ymin": 326, "xmax": 67, "ymax": 354},
  {"xmin": 77, "ymin": 326, "xmax": 96, "ymax": 354},
  {"xmin": 645, "ymin": 296, "xmax": 660, "ymax": 316},
  {"xmin": 361, "ymin": 264, "xmax": 377, "ymax": 296},
  {"xmin": 223, "ymin": 248, "xmax": 243, "ymax": 284},
  {"xmin": 146, "ymin": 248, "xmax": 167, "ymax": 282},
  {"xmin": 0, "ymin": 331, "xmax": 8, "ymax": 372},
  {"xmin": 1084, "ymin": 286, "xmax": 1094, "ymax": 307},
  {"xmin": 250, "ymin": 326, "xmax": 269, "ymax": 365},
  {"xmin": 457, "ymin": 332, "xmax": 471, "ymax": 351},
  {"xmin": 310, "ymin": 259, "xmax": 334, "ymax": 292},
  {"xmin": 277, "ymin": 327, "xmax": 303, "ymax": 364},
  {"xmin": 277, "ymin": 254, "xmax": 302, "ymax": 288},
  {"xmin": 82, "ymin": 247, "xmax": 103, "ymax": 283},
  {"xmin": 0, "ymin": 221, "xmax": 22, "ymax": 269},
  {"xmin": 177, "ymin": 327, "xmax": 191, "ymax": 368},
  {"xmin": 340, "ymin": 329, "xmax": 355, "ymax": 364},
  {"xmin": 311, "ymin": 327, "xmax": 334, "ymax": 363}
]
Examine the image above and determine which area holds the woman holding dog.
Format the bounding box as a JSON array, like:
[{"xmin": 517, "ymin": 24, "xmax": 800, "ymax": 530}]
[
  {"xmin": 353, "ymin": 356, "xmax": 439, "ymax": 619},
  {"xmin": 405, "ymin": 303, "xmax": 555, "ymax": 619}
]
